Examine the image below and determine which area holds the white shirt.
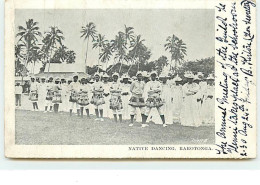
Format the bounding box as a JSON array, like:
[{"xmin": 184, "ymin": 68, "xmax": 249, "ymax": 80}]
[{"xmin": 15, "ymin": 86, "xmax": 23, "ymax": 94}]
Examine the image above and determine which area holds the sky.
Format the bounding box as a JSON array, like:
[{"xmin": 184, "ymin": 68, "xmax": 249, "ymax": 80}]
[{"xmin": 15, "ymin": 9, "xmax": 215, "ymax": 73}]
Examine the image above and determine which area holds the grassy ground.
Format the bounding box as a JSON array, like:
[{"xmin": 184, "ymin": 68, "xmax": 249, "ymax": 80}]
[{"xmin": 15, "ymin": 109, "xmax": 215, "ymax": 145}]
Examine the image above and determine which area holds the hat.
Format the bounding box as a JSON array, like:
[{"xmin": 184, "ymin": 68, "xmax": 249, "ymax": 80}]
[
  {"xmin": 94, "ymin": 73, "xmax": 100, "ymax": 77},
  {"xmin": 132, "ymin": 76, "xmax": 137, "ymax": 80},
  {"xmin": 80, "ymin": 76, "xmax": 86, "ymax": 80},
  {"xmin": 89, "ymin": 79, "xmax": 95, "ymax": 84},
  {"xmin": 103, "ymin": 73, "xmax": 109, "ymax": 78},
  {"xmin": 150, "ymin": 71, "xmax": 157, "ymax": 76},
  {"xmin": 136, "ymin": 71, "xmax": 142, "ymax": 76},
  {"xmin": 174, "ymin": 75, "xmax": 182, "ymax": 82},
  {"xmin": 184, "ymin": 71, "xmax": 194, "ymax": 79},
  {"xmin": 55, "ymin": 77, "xmax": 60, "ymax": 81},
  {"xmin": 193, "ymin": 75, "xmax": 201, "ymax": 81},
  {"xmin": 112, "ymin": 72, "xmax": 119, "ymax": 77},
  {"xmin": 122, "ymin": 74, "xmax": 130, "ymax": 79},
  {"xmin": 41, "ymin": 76, "xmax": 46, "ymax": 80},
  {"xmin": 142, "ymin": 71, "xmax": 148, "ymax": 77},
  {"xmin": 207, "ymin": 74, "xmax": 214, "ymax": 80},
  {"xmin": 159, "ymin": 73, "xmax": 168, "ymax": 78},
  {"xmin": 72, "ymin": 72, "xmax": 78, "ymax": 78},
  {"xmin": 197, "ymin": 72, "xmax": 204, "ymax": 78}
]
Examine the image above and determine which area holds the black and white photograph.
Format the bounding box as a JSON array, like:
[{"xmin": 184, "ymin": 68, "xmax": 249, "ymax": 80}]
[
  {"xmin": 4, "ymin": 0, "xmax": 257, "ymax": 159},
  {"xmin": 14, "ymin": 9, "xmax": 215, "ymax": 145}
]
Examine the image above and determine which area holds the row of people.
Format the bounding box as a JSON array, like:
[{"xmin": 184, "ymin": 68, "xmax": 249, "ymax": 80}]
[{"xmin": 24, "ymin": 71, "xmax": 215, "ymax": 127}]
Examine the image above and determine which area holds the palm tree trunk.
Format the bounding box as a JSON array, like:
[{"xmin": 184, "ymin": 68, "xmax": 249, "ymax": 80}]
[
  {"xmin": 22, "ymin": 45, "xmax": 29, "ymax": 85},
  {"xmin": 97, "ymin": 47, "xmax": 100, "ymax": 73},
  {"xmin": 127, "ymin": 50, "xmax": 137, "ymax": 74},
  {"xmin": 47, "ymin": 49, "xmax": 53, "ymax": 77},
  {"xmin": 85, "ymin": 37, "xmax": 89, "ymax": 73},
  {"xmin": 32, "ymin": 62, "xmax": 34, "ymax": 74},
  {"xmin": 119, "ymin": 60, "xmax": 123, "ymax": 74},
  {"xmin": 105, "ymin": 60, "xmax": 108, "ymax": 72}
]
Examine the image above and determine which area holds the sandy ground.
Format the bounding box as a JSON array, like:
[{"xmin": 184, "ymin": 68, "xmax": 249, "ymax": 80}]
[{"xmin": 15, "ymin": 109, "xmax": 215, "ymax": 145}]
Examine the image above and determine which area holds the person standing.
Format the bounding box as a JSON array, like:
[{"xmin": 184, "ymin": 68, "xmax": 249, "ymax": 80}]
[
  {"xmin": 29, "ymin": 76, "xmax": 39, "ymax": 111},
  {"xmin": 52, "ymin": 78, "xmax": 62, "ymax": 113},
  {"xmin": 91, "ymin": 73, "xmax": 105, "ymax": 121},
  {"xmin": 129, "ymin": 71, "xmax": 147, "ymax": 128},
  {"xmin": 121, "ymin": 74, "xmax": 131, "ymax": 121},
  {"xmin": 60, "ymin": 78, "xmax": 69, "ymax": 112},
  {"xmin": 109, "ymin": 73, "xmax": 123, "ymax": 123},
  {"xmin": 180, "ymin": 72, "xmax": 200, "ymax": 127},
  {"xmin": 145, "ymin": 72, "xmax": 167, "ymax": 127},
  {"xmin": 159, "ymin": 73, "xmax": 173, "ymax": 126},
  {"xmin": 38, "ymin": 77, "xmax": 47, "ymax": 111},
  {"xmin": 171, "ymin": 75, "xmax": 183, "ymax": 123},
  {"xmin": 15, "ymin": 83, "xmax": 23, "ymax": 108},
  {"xmin": 68, "ymin": 74, "xmax": 80, "ymax": 116},
  {"xmin": 44, "ymin": 77, "xmax": 54, "ymax": 113},
  {"xmin": 102, "ymin": 73, "xmax": 111, "ymax": 119},
  {"xmin": 78, "ymin": 77, "xmax": 90, "ymax": 118},
  {"xmin": 193, "ymin": 75, "xmax": 203, "ymax": 126},
  {"xmin": 201, "ymin": 74, "xmax": 215, "ymax": 125}
]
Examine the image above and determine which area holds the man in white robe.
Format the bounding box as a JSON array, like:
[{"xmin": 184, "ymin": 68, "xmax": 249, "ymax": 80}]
[
  {"xmin": 193, "ymin": 75, "xmax": 203, "ymax": 126},
  {"xmin": 160, "ymin": 73, "xmax": 173, "ymax": 126},
  {"xmin": 172, "ymin": 75, "xmax": 183, "ymax": 123},
  {"xmin": 201, "ymin": 74, "xmax": 215, "ymax": 125},
  {"xmin": 180, "ymin": 72, "xmax": 200, "ymax": 127},
  {"xmin": 38, "ymin": 77, "xmax": 47, "ymax": 111}
]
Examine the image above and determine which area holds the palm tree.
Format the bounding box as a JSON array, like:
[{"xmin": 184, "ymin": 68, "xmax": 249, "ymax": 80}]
[
  {"xmin": 42, "ymin": 26, "xmax": 64, "ymax": 75},
  {"xmin": 16, "ymin": 19, "xmax": 42, "ymax": 77},
  {"xmin": 80, "ymin": 22, "xmax": 97, "ymax": 72},
  {"xmin": 128, "ymin": 35, "xmax": 145, "ymax": 72},
  {"xmin": 15, "ymin": 44, "xmax": 26, "ymax": 76},
  {"xmin": 52, "ymin": 45, "xmax": 68, "ymax": 63},
  {"xmin": 111, "ymin": 32, "xmax": 128, "ymax": 74},
  {"xmin": 92, "ymin": 34, "xmax": 108, "ymax": 72},
  {"xmin": 99, "ymin": 43, "xmax": 113, "ymax": 71},
  {"xmin": 28, "ymin": 45, "xmax": 42, "ymax": 74},
  {"xmin": 123, "ymin": 25, "xmax": 134, "ymax": 45},
  {"xmin": 164, "ymin": 34, "xmax": 187, "ymax": 72}
]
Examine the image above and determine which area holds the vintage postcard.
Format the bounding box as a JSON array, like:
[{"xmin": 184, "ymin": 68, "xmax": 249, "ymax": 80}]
[{"xmin": 5, "ymin": 0, "xmax": 256, "ymax": 158}]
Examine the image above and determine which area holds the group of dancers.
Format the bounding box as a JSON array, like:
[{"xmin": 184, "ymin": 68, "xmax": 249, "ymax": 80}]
[{"xmin": 21, "ymin": 70, "xmax": 215, "ymax": 128}]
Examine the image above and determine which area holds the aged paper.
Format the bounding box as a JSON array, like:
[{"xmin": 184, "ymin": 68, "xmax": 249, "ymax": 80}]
[{"xmin": 5, "ymin": 0, "xmax": 256, "ymax": 158}]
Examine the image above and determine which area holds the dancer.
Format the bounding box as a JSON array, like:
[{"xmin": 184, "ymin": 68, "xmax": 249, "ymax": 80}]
[
  {"xmin": 68, "ymin": 74, "xmax": 80, "ymax": 116},
  {"xmin": 145, "ymin": 72, "xmax": 166, "ymax": 127},
  {"xmin": 129, "ymin": 71, "xmax": 147, "ymax": 127},
  {"xmin": 91, "ymin": 73, "xmax": 105, "ymax": 121},
  {"xmin": 109, "ymin": 73, "xmax": 123, "ymax": 123},
  {"xmin": 78, "ymin": 77, "xmax": 90, "ymax": 118},
  {"xmin": 52, "ymin": 78, "xmax": 62, "ymax": 113},
  {"xmin": 29, "ymin": 76, "xmax": 39, "ymax": 111}
]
